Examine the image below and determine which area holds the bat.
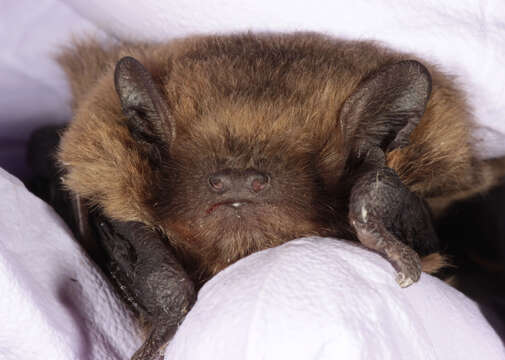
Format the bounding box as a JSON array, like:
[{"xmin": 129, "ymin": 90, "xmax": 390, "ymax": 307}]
[{"xmin": 29, "ymin": 33, "xmax": 504, "ymax": 359}]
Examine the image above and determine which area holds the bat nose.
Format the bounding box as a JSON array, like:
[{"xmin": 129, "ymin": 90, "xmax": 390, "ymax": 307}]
[{"xmin": 208, "ymin": 169, "xmax": 270, "ymax": 194}]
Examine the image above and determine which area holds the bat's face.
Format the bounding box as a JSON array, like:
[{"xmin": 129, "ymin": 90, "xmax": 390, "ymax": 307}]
[
  {"xmin": 107, "ymin": 45, "xmax": 431, "ymax": 275},
  {"xmin": 105, "ymin": 49, "xmax": 357, "ymax": 275},
  {"xmin": 152, "ymin": 106, "xmax": 339, "ymax": 275}
]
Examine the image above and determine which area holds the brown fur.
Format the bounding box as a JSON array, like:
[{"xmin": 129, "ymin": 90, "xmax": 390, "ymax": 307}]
[
  {"xmin": 57, "ymin": 33, "xmax": 502, "ymax": 280},
  {"xmin": 421, "ymin": 253, "xmax": 452, "ymax": 274}
]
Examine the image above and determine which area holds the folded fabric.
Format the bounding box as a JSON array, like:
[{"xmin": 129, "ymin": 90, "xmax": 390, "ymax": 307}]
[
  {"xmin": 0, "ymin": 168, "xmax": 142, "ymax": 360},
  {"xmin": 166, "ymin": 237, "xmax": 505, "ymax": 360}
]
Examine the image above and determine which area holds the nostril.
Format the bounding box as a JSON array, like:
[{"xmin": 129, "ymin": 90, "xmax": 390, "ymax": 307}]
[
  {"xmin": 251, "ymin": 178, "xmax": 265, "ymax": 192},
  {"xmin": 209, "ymin": 169, "xmax": 269, "ymax": 194},
  {"xmin": 249, "ymin": 173, "xmax": 270, "ymax": 193},
  {"xmin": 209, "ymin": 175, "xmax": 225, "ymax": 192}
]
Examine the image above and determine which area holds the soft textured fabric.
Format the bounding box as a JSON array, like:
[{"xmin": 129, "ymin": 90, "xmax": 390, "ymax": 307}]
[
  {"xmin": 167, "ymin": 237, "xmax": 505, "ymax": 360},
  {"xmin": 0, "ymin": 168, "xmax": 142, "ymax": 359},
  {"xmin": 0, "ymin": 167, "xmax": 504, "ymax": 359}
]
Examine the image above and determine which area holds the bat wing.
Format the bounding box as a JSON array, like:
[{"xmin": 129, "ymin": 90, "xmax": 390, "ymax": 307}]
[{"xmin": 27, "ymin": 125, "xmax": 196, "ymax": 360}]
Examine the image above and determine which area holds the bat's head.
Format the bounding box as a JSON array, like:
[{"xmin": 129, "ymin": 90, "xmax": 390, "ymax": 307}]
[
  {"xmin": 59, "ymin": 36, "xmax": 431, "ymax": 276},
  {"xmin": 110, "ymin": 56, "xmax": 332, "ymax": 274}
]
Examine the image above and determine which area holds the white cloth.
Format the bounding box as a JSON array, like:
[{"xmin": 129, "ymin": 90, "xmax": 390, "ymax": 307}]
[
  {"xmin": 167, "ymin": 237, "xmax": 505, "ymax": 360},
  {"xmin": 0, "ymin": 167, "xmax": 504, "ymax": 359},
  {"xmin": 0, "ymin": 168, "xmax": 142, "ymax": 359}
]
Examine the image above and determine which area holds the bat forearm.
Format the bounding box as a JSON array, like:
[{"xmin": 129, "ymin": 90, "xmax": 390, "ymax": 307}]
[
  {"xmin": 349, "ymin": 148, "xmax": 438, "ymax": 287},
  {"xmin": 89, "ymin": 213, "xmax": 196, "ymax": 359}
]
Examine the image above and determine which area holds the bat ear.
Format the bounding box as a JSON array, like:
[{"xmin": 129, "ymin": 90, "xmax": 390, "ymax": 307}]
[
  {"xmin": 339, "ymin": 60, "xmax": 432, "ymax": 157},
  {"xmin": 114, "ymin": 56, "xmax": 175, "ymax": 153}
]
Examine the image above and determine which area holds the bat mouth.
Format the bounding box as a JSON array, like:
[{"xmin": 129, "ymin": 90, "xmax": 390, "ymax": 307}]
[{"xmin": 206, "ymin": 199, "xmax": 253, "ymax": 215}]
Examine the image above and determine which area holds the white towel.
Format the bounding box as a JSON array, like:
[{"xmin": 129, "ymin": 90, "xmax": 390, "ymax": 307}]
[
  {"xmin": 0, "ymin": 168, "xmax": 142, "ymax": 359},
  {"xmin": 167, "ymin": 237, "xmax": 505, "ymax": 360}
]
